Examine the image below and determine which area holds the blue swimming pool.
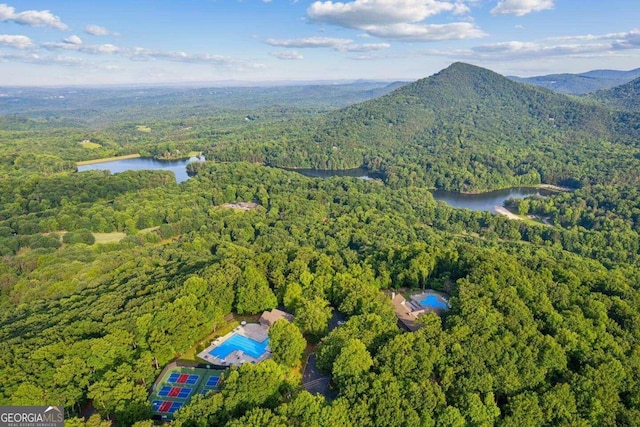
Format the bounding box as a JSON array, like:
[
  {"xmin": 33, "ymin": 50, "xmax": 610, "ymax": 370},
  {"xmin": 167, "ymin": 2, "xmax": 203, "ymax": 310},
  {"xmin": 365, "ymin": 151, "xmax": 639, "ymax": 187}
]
[
  {"xmin": 419, "ymin": 295, "xmax": 448, "ymax": 310},
  {"xmin": 209, "ymin": 333, "xmax": 269, "ymax": 359}
]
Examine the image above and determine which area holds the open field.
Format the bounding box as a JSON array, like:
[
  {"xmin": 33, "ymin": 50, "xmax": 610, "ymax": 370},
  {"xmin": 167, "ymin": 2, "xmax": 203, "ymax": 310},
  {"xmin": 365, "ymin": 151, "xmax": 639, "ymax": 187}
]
[
  {"xmin": 179, "ymin": 320, "xmax": 240, "ymax": 363},
  {"xmin": 79, "ymin": 140, "xmax": 102, "ymax": 149},
  {"xmin": 76, "ymin": 153, "xmax": 141, "ymax": 166},
  {"xmin": 93, "ymin": 232, "xmax": 127, "ymax": 244},
  {"xmin": 50, "ymin": 231, "xmax": 127, "ymax": 244}
]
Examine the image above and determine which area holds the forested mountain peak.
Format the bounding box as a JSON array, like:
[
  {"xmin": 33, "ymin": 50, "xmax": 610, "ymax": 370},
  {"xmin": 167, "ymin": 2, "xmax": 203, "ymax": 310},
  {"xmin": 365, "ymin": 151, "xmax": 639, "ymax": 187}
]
[
  {"xmin": 390, "ymin": 61, "xmax": 525, "ymax": 104},
  {"xmin": 591, "ymin": 75, "xmax": 640, "ymax": 111},
  {"xmin": 247, "ymin": 62, "xmax": 640, "ymax": 190}
]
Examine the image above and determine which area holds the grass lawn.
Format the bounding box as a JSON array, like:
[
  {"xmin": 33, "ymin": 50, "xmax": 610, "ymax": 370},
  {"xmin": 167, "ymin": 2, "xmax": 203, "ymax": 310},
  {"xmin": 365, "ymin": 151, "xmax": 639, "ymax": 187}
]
[
  {"xmin": 178, "ymin": 313, "xmax": 261, "ymax": 363},
  {"xmin": 93, "ymin": 232, "xmax": 127, "ymax": 244},
  {"xmin": 80, "ymin": 140, "xmax": 102, "ymax": 149},
  {"xmin": 179, "ymin": 320, "xmax": 240, "ymax": 363}
]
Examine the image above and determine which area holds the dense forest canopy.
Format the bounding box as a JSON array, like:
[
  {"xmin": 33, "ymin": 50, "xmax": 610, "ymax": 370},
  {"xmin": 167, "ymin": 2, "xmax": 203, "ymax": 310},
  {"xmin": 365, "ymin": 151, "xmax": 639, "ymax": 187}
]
[
  {"xmin": 590, "ymin": 77, "xmax": 640, "ymax": 112},
  {"xmin": 1, "ymin": 62, "xmax": 640, "ymax": 426}
]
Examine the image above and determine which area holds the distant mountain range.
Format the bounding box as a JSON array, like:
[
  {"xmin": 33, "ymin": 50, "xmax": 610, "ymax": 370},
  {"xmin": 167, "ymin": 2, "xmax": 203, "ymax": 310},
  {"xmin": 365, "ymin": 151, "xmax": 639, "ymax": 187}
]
[{"xmin": 509, "ymin": 68, "xmax": 640, "ymax": 95}]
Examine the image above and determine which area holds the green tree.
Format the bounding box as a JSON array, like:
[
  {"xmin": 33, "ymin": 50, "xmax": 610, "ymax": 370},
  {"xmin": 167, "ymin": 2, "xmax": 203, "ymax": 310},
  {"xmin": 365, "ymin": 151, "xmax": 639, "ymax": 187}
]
[
  {"xmin": 227, "ymin": 408, "xmax": 287, "ymax": 427},
  {"xmin": 268, "ymin": 319, "xmax": 306, "ymax": 367},
  {"xmin": 332, "ymin": 339, "xmax": 372, "ymax": 388},
  {"xmin": 294, "ymin": 296, "xmax": 332, "ymax": 340},
  {"xmin": 235, "ymin": 264, "xmax": 278, "ymax": 314}
]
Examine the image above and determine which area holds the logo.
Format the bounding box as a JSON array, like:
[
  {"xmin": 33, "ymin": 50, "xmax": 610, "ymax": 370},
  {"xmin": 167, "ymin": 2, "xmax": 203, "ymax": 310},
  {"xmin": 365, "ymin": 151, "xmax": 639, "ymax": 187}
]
[{"xmin": 0, "ymin": 406, "xmax": 64, "ymax": 427}]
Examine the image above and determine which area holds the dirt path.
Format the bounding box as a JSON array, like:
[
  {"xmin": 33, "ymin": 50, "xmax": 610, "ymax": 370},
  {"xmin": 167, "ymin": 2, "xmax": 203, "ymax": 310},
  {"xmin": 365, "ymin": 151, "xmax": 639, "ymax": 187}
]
[
  {"xmin": 494, "ymin": 206, "xmax": 522, "ymax": 220},
  {"xmin": 538, "ymin": 184, "xmax": 572, "ymax": 192}
]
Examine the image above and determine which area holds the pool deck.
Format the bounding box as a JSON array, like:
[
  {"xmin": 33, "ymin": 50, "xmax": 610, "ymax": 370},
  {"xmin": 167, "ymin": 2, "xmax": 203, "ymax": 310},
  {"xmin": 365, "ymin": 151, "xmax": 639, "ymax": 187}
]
[
  {"xmin": 392, "ymin": 289, "xmax": 450, "ymax": 332},
  {"xmin": 197, "ymin": 323, "xmax": 272, "ymax": 366}
]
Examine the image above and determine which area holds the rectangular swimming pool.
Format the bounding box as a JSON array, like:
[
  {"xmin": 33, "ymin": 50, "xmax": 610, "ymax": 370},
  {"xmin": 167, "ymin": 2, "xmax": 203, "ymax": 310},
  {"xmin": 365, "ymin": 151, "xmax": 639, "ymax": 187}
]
[{"xmin": 209, "ymin": 333, "xmax": 269, "ymax": 359}]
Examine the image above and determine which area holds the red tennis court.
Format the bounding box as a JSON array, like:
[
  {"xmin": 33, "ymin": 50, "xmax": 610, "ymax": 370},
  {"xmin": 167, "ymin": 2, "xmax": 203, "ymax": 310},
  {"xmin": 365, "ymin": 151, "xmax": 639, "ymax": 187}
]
[
  {"xmin": 177, "ymin": 374, "xmax": 189, "ymax": 384},
  {"xmin": 168, "ymin": 387, "xmax": 181, "ymax": 398},
  {"xmin": 159, "ymin": 401, "xmax": 172, "ymax": 413}
]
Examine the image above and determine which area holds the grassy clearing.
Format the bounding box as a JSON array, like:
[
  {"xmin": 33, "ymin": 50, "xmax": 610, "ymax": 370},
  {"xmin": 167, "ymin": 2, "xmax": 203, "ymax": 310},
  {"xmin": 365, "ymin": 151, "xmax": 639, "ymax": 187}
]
[
  {"xmin": 93, "ymin": 232, "xmax": 127, "ymax": 243},
  {"xmin": 178, "ymin": 314, "xmax": 261, "ymax": 363},
  {"xmin": 137, "ymin": 125, "xmax": 151, "ymax": 133},
  {"xmin": 79, "ymin": 140, "xmax": 102, "ymax": 149},
  {"xmin": 139, "ymin": 226, "xmax": 160, "ymax": 233},
  {"xmin": 76, "ymin": 153, "xmax": 140, "ymax": 166},
  {"xmin": 179, "ymin": 320, "xmax": 240, "ymax": 363}
]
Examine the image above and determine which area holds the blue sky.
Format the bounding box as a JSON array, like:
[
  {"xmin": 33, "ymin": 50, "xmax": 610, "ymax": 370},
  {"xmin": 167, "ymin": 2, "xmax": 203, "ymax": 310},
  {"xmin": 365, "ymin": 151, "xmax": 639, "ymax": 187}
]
[{"xmin": 0, "ymin": 0, "xmax": 639, "ymax": 85}]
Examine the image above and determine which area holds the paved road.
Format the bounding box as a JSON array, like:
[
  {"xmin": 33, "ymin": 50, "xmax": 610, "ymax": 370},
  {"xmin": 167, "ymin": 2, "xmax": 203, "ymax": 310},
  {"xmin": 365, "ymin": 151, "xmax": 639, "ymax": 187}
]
[
  {"xmin": 302, "ymin": 353, "xmax": 333, "ymax": 399},
  {"xmin": 301, "ymin": 310, "xmax": 345, "ymax": 400}
]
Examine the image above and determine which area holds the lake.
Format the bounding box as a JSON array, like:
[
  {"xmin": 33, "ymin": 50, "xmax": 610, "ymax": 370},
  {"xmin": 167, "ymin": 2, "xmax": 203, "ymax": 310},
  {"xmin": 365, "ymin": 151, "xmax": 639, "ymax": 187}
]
[
  {"xmin": 77, "ymin": 160, "xmax": 551, "ymax": 213},
  {"xmin": 77, "ymin": 156, "xmax": 205, "ymax": 183},
  {"xmin": 285, "ymin": 169, "xmax": 551, "ymax": 214},
  {"xmin": 431, "ymin": 187, "xmax": 553, "ymax": 214}
]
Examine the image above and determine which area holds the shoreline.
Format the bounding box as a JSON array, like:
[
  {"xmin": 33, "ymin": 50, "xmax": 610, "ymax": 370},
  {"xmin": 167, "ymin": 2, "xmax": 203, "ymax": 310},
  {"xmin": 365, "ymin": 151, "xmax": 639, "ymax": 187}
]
[
  {"xmin": 76, "ymin": 152, "xmax": 203, "ymax": 166},
  {"xmin": 455, "ymin": 183, "xmax": 572, "ymax": 195},
  {"xmin": 76, "ymin": 153, "xmax": 141, "ymax": 166},
  {"xmin": 494, "ymin": 206, "xmax": 522, "ymax": 220},
  {"xmin": 537, "ymin": 183, "xmax": 572, "ymax": 192}
]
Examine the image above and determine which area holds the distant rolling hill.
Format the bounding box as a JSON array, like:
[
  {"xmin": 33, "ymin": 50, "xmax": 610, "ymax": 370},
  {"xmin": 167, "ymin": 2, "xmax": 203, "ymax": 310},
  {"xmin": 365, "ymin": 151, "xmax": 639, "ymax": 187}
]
[
  {"xmin": 226, "ymin": 62, "xmax": 640, "ymax": 191},
  {"xmin": 509, "ymin": 68, "xmax": 640, "ymax": 95},
  {"xmin": 0, "ymin": 81, "xmax": 406, "ymax": 125},
  {"xmin": 589, "ymin": 76, "xmax": 640, "ymax": 111}
]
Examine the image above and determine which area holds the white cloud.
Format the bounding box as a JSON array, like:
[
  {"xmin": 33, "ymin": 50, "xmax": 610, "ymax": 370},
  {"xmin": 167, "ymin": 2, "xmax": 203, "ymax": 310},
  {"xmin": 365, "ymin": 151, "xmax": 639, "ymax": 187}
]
[
  {"xmin": 472, "ymin": 41, "xmax": 610, "ymax": 57},
  {"xmin": 124, "ymin": 48, "xmax": 265, "ymax": 69},
  {"xmin": 474, "ymin": 29, "xmax": 640, "ymax": 60},
  {"xmin": 25, "ymin": 40, "xmax": 266, "ymax": 71},
  {"xmin": 363, "ymin": 22, "xmax": 485, "ymax": 41},
  {"xmin": 266, "ymin": 36, "xmax": 352, "ymax": 49},
  {"xmin": 0, "ymin": 51, "xmax": 85, "ymax": 66},
  {"xmin": 265, "ymin": 36, "xmax": 390, "ymax": 51},
  {"xmin": 0, "ymin": 34, "xmax": 33, "ymax": 49},
  {"xmin": 43, "ymin": 41, "xmax": 121, "ymax": 55},
  {"xmin": 63, "ymin": 35, "xmax": 83, "ymax": 45},
  {"xmin": 349, "ymin": 54, "xmax": 382, "ymax": 60},
  {"xmin": 308, "ymin": 0, "xmax": 468, "ymax": 27},
  {"xmin": 415, "ymin": 28, "xmax": 640, "ymax": 63},
  {"xmin": 344, "ymin": 42, "xmax": 391, "ymax": 52},
  {"xmin": 270, "ymin": 50, "xmax": 304, "ymax": 60},
  {"xmin": 306, "ymin": 0, "xmax": 483, "ymax": 42},
  {"xmin": 546, "ymin": 28, "xmax": 640, "ymax": 43},
  {"xmin": 0, "ymin": 3, "xmax": 68, "ymax": 30},
  {"xmin": 84, "ymin": 25, "xmax": 115, "ymax": 36},
  {"xmin": 491, "ymin": 0, "xmax": 553, "ymax": 16}
]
